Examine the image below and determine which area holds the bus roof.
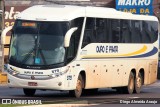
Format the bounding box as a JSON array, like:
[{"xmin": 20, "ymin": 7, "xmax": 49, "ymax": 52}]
[{"xmin": 17, "ymin": 5, "xmax": 158, "ymax": 22}]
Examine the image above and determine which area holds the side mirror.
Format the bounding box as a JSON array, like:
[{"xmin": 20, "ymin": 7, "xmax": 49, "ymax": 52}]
[
  {"xmin": 1, "ymin": 26, "xmax": 13, "ymax": 44},
  {"xmin": 64, "ymin": 27, "xmax": 78, "ymax": 47}
]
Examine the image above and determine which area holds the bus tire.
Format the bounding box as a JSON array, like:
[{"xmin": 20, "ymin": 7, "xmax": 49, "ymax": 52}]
[
  {"xmin": 23, "ymin": 88, "xmax": 36, "ymax": 96},
  {"xmin": 134, "ymin": 72, "xmax": 143, "ymax": 94},
  {"xmin": 69, "ymin": 74, "xmax": 84, "ymax": 98},
  {"xmin": 124, "ymin": 72, "xmax": 135, "ymax": 94}
]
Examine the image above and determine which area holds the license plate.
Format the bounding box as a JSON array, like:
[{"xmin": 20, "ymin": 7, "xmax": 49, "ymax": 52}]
[{"xmin": 28, "ymin": 82, "xmax": 38, "ymax": 86}]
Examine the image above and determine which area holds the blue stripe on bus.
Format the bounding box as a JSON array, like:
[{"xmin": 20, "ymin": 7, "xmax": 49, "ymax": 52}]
[
  {"xmin": 125, "ymin": 47, "xmax": 158, "ymax": 58},
  {"xmin": 82, "ymin": 47, "xmax": 158, "ymax": 59}
]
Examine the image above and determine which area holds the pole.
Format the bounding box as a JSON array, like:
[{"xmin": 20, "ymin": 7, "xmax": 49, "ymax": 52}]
[{"xmin": 1, "ymin": 0, "xmax": 4, "ymax": 72}]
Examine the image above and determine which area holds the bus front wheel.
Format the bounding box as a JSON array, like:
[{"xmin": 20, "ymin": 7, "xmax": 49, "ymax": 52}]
[
  {"xmin": 23, "ymin": 88, "xmax": 36, "ymax": 96},
  {"xmin": 124, "ymin": 72, "xmax": 135, "ymax": 94},
  {"xmin": 69, "ymin": 74, "xmax": 84, "ymax": 98}
]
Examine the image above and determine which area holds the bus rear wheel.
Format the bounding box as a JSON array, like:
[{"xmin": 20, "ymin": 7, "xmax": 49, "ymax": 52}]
[
  {"xmin": 134, "ymin": 72, "xmax": 143, "ymax": 94},
  {"xmin": 69, "ymin": 74, "xmax": 84, "ymax": 98},
  {"xmin": 23, "ymin": 88, "xmax": 36, "ymax": 96},
  {"xmin": 124, "ymin": 72, "xmax": 135, "ymax": 94}
]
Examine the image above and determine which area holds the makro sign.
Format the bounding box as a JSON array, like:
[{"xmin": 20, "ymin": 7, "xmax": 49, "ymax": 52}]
[{"xmin": 116, "ymin": 0, "xmax": 153, "ymax": 15}]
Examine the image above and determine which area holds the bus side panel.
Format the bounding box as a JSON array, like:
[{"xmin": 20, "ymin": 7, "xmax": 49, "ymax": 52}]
[
  {"xmin": 85, "ymin": 60, "xmax": 129, "ymax": 88},
  {"xmin": 135, "ymin": 60, "xmax": 158, "ymax": 85},
  {"xmin": 85, "ymin": 60, "xmax": 101, "ymax": 89},
  {"xmin": 67, "ymin": 60, "xmax": 89, "ymax": 90},
  {"xmin": 99, "ymin": 60, "xmax": 125, "ymax": 88},
  {"xmin": 99, "ymin": 61, "xmax": 114, "ymax": 88},
  {"xmin": 148, "ymin": 60, "xmax": 158, "ymax": 84}
]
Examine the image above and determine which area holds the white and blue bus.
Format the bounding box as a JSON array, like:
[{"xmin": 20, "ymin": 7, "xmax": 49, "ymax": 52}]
[{"xmin": 1, "ymin": 5, "xmax": 159, "ymax": 98}]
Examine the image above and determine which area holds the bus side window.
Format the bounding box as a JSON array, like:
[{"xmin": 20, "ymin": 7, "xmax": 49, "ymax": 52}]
[
  {"xmin": 141, "ymin": 21, "xmax": 151, "ymax": 43},
  {"xmin": 131, "ymin": 21, "xmax": 141, "ymax": 43},
  {"xmin": 121, "ymin": 20, "xmax": 131, "ymax": 43},
  {"xmin": 67, "ymin": 35, "xmax": 75, "ymax": 62},
  {"xmin": 83, "ymin": 29, "xmax": 92, "ymax": 44},
  {"xmin": 82, "ymin": 18, "xmax": 96, "ymax": 48},
  {"xmin": 142, "ymin": 21, "xmax": 158, "ymax": 43},
  {"xmin": 96, "ymin": 18, "xmax": 106, "ymax": 43},
  {"xmin": 111, "ymin": 19, "xmax": 120, "ymax": 43},
  {"xmin": 150, "ymin": 21, "xmax": 158, "ymax": 43},
  {"xmin": 67, "ymin": 17, "xmax": 83, "ymax": 62}
]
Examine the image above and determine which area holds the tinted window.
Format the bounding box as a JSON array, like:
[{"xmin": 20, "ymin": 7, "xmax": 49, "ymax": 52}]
[
  {"xmin": 121, "ymin": 20, "xmax": 131, "ymax": 43},
  {"xmin": 10, "ymin": 20, "xmax": 69, "ymax": 66},
  {"xmin": 96, "ymin": 19, "xmax": 106, "ymax": 42},
  {"xmin": 142, "ymin": 21, "xmax": 158, "ymax": 43},
  {"xmin": 82, "ymin": 18, "xmax": 96, "ymax": 48},
  {"xmin": 130, "ymin": 20, "xmax": 142, "ymax": 43},
  {"xmin": 82, "ymin": 17, "xmax": 158, "ymax": 48},
  {"xmin": 82, "ymin": 18, "xmax": 108, "ymax": 48},
  {"xmin": 111, "ymin": 19, "xmax": 121, "ymax": 43},
  {"xmin": 67, "ymin": 17, "xmax": 84, "ymax": 62}
]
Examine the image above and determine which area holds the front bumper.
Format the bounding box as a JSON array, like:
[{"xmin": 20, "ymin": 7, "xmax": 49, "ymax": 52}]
[{"xmin": 7, "ymin": 73, "xmax": 70, "ymax": 90}]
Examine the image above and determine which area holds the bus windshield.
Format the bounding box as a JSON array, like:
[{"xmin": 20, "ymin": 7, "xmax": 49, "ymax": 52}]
[{"xmin": 9, "ymin": 20, "xmax": 69, "ymax": 68}]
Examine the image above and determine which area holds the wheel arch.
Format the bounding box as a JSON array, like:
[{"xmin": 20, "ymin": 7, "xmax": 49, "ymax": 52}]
[
  {"xmin": 72, "ymin": 69, "xmax": 86, "ymax": 89},
  {"xmin": 131, "ymin": 69, "xmax": 136, "ymax": 80},
  {"xmin": 138, "ymin": 68, "xmax": 145, "ymax": 85},
  {"xmin": 79, "ymin": 70, "xmax": 86, "ymax": 88}
]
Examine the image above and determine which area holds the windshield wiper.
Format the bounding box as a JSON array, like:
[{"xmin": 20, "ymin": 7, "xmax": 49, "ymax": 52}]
[
  {"xmin": 38, "ymin": 48, "xmax": 47, "ymax": 65},
  {"xmin": 20, "ymin": 48, "xmax": 35, "ymax": 66}
]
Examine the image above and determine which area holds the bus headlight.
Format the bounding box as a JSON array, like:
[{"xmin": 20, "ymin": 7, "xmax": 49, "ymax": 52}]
[
  {"xmin": 61, "ymin": 66, "xmax": 70, "ymax": 73},
  {"xmin": 51, "ymin": 66, "xmax": 70, "ymax": 78},
  {"xmin": 8, "ymin": 68, "xmax": 20, "ymax": 76}
]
